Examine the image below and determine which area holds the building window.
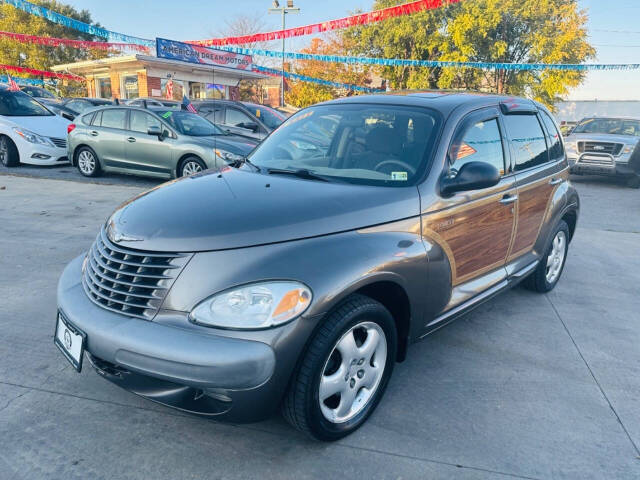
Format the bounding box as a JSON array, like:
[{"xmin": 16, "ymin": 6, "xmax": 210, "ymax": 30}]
[
  {"xmin": 97, "ymin": 78, "xmax": 111, "ymax": 99},
  {"xmin": 122, "ymin": 75, "xmax": 139, "ymax": 100}
]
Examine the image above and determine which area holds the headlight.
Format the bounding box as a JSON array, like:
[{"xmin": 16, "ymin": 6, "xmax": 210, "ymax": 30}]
[
  {"xmin": 622, "ymin": 144, "xmax": 637, "ymax": 155},
  {"xmin": 214, "ymin": 149, "xmax": 245, "ymax": 163},
  {"xmin": 190, "ymin": 281, "xmax": 312, "ymax": 329},
  {"xmin": 12, "ymin": 127, "xmax": 54, "ymax": 146}
]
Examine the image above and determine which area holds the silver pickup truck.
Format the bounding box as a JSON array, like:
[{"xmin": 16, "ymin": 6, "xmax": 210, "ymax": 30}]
[{"xmin": 564, "ymin": 117, "xmax": 640, "ymax": 188}]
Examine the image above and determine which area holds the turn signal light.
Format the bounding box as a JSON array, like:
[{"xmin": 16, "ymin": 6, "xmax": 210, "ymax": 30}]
[{"xmin": 67, "ymin": 124, "xmax": 76, "ymax": 134}]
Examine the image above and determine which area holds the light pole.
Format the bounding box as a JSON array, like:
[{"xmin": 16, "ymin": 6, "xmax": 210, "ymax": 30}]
[{"xmin": 268, "ymin": 0, "xmax": 299, "ymax": 108}]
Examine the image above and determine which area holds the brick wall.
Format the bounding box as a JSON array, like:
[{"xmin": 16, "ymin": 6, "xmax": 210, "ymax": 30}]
[
  {"xmin": 137, "ymin": 72, "xmax": 148, "ymax": 98},
  {"xmin": 147, "ymin": 76, "xmax": 162, "ymax": 98},
  {"xmin": 110, "ymin": 72, "xmax": 120, "ymax": 99}
]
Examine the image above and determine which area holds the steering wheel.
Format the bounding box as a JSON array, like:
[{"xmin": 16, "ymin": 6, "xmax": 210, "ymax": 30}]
[{"xmin": 374, "ymin": 159, "xmax": 416, "ymax": 176}]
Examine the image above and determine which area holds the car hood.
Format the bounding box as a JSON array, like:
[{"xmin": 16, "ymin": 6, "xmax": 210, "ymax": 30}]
[
  {"xmin": 192, "ymin": 135, "xmax": 258, "ymax": 155},
  {"xmin": 565, "ymin": 132, "xmax": 640, "ymax": 145},
  {"xmin": 107, "ymin": 168, "xmax": 420, "ymax": 252},
  {"xmin": 4, "ymin": 114, "xmax": 70, "ymax": 137}
]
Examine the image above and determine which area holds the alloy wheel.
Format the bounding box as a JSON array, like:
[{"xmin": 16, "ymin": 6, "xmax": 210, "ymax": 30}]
[
  {"xmin": 78, "ymin": 150, "xmax": 96, "ymax": 175},
  {"xmin": 319, "ymin": 321, "xmax": 387, "ymax": 424},
  {"xmin": 545, "ymin": 230, "xmax": 566, "ymax": 284},
  {"xmin": 182, "ymin": 161, "xmax": 203, "ymax": 176}
]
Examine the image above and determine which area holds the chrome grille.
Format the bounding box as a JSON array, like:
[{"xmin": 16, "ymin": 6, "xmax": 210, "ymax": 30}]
[
  {"xmin": 49, "ymin": 137, "xmax": 67, "ymax": 148},
  {"xmin": 578, "ymin": 141, "xmax": 623, "ymax": 156},
  {"xmin": 82, "ymin": 228, "xmax": 190, "ymax": 319},
  {"xmin": 577, "ymin": 155, "xmax": 614, "ymax": 166}
]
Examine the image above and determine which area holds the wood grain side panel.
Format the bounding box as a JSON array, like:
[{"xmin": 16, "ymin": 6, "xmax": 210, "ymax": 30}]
[
  {"xmin": 510, "ymin": 180, "xmax": 555, "ymax": 256},
  {"xmin": 423, "ymin": 197, "xmax": 514, "ymax": 285}
]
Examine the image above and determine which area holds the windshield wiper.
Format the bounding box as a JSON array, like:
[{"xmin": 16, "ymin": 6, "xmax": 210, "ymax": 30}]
[
  {"xmin": 267, "ymin": 168, "xmax": 330, "ymax": 182},
  {"xmin": 230, "ymin": 156, "xmax": 261, "ymax": 172}
]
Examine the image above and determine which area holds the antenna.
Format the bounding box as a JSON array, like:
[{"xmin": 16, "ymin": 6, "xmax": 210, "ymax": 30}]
[{"xmin": 142, "ymin": 99, "xmax": 148, "ymax": 109}]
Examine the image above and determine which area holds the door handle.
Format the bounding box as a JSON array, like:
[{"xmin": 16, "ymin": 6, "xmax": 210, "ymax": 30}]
[
  {"xmin": 549, "ymin": 178, "xmax": 563, "ymax": 185},
  {"xmin": 500, "ymin": 194, "xmax": 518, "ymax": 205},
  {"xmin": 127, "ymin": 137, "xmax": 136, "ymax": 143},
  {"xmin": 89, "ymin": 131, "xmax": 98, "ymax": 137}
]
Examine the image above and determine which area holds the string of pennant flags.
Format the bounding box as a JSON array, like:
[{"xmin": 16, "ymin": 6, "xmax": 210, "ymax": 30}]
[
  {"xmin": 0, "ymin": 0, "xmax": 154, "ymax": 46},
  {"xmin": 0, "ymin": 30, "xmax": 151, "ymax": 53},
  {"xmin": 188, "ymin": 0, "xmax": 461, "ymax": 47},
  {"xmin": 253, "ymin": 65, "xmax": 384, "ymax": 92},
  {"xmin": 223, "ymin": 45, "xmax": 640, "ymax": 72}
]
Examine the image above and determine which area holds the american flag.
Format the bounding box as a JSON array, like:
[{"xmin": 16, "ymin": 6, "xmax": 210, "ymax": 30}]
[
  {"xmin": 6, "ymin": 73, "xmax": 20, "ymax": 92},
  {"xmin": 165, "ymin": 80, "xmax": 173, "ymax": 100},
  {"xmin": 182, "ymin": 94, "xmax": 197, "ymax": 114}
]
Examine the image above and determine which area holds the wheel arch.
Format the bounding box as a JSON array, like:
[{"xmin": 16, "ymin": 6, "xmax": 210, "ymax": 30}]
[
  {"xmin": 561, "ymin": 208, "xmax": 578, "ymax": 242},
  {"xmin": 176, "ymin": 153, "xmax": 205, "ymax": 177},
  {"xmin": 73, "ymin": 144, "xmax": 100, "ymax": 168},
  {"xmin": 0, "ymin": 134, "xmax": 20, "ymax": 163}
]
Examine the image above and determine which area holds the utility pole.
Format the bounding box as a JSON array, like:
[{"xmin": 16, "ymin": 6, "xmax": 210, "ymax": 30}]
[{"xmin": 268, "ymin": 0, "xmax": 299, "ymax": 108}]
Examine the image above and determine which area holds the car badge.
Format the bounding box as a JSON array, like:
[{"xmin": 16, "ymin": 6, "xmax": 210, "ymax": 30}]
[
  {"xmin": 107, "ymin": 221, "xmax": 143, "ymax": 243},
  {"xmin": 593, "ymin": 145, "xmax": 605, "ymax": 151}
]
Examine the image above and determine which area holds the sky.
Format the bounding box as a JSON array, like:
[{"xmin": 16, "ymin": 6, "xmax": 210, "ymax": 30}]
[{"xmin": 62, "ymin": 0, "xmax": 640, "ymax": 101}]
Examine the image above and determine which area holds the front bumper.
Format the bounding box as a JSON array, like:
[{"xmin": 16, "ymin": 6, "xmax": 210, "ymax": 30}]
[
  {"xmin": 568, "ymin": 156, "xmax": 635, "ymax": 177},
  {"xmin": 57, "ymin": 255, "xmax": 284, "ymax": 421},
  {"xmin": 14, "ymin": 135, "xmax": 68, "ymax": 166}
]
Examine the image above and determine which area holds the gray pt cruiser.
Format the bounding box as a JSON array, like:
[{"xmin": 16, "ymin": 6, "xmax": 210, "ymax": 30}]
[{"xmin": 56, "ymin": 92, "xmax": 579, "ymax": 440}]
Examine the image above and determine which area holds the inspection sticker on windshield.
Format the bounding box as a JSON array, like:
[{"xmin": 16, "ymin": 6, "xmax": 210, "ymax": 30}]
[{"xmin": 391, "ymin": 171, "xmax": 408, "ymax": 181}]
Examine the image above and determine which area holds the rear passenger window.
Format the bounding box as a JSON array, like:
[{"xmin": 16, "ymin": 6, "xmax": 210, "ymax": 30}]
[
  {"xmin": 503, "ymin": 115, "xmax": 548, "ymax": 171},
  {"xmin": 99, "ymin": 109, "xmax": 127, "ymax": 130},
  {"xmin": 540, "ymin": 111, "xmax": 564, "ymax": 161},
  {"xmin": 451, "ymin": 119, "xmax": 505, "ymax": 176}
]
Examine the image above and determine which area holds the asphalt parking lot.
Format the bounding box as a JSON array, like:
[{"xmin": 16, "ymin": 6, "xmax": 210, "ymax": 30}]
[{"xmin": 1, "ymin": 168, "xmax": 639, "ymax": 479}]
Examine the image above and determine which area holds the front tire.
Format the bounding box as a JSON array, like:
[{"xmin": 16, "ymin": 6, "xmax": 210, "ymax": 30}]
[
  {"xmin": 282, "ymin": 294, "xmax": 397, "ymax": 441},
  {"xmin": 0, "ymin": 135, "xmax": 19, "ymax": 167},
  {"xmin": 178, "ymin": 156, "xmax": 207, "ymax": 177},
  {"xmin": 524, "ymin": 220, "xmax": 570, "ymax": 293},
  {"xmin": 75, "ymin": 147, "xmax": 101, "ymax": 177}
]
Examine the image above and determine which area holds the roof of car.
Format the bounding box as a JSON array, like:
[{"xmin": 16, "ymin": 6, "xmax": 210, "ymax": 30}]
[{"xmin": 321, "ymin": 90, "xmax": 543, "ymax": 116}]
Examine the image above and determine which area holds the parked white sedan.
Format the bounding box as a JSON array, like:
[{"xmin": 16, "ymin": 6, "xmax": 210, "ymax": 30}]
[{"xmin": 0, "ymin": 84, "xmax": 70, "ymax": 167}]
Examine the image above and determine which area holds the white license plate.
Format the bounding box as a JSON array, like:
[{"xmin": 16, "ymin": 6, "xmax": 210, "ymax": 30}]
[{"xmin": 54, "ymin": 312, "xmax": 86, "ymax": 372}]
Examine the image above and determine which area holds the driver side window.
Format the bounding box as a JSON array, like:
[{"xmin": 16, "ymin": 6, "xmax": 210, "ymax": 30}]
[{"xmin": 450, "ymin": 118, "xmax": 505, "ymax": 177}]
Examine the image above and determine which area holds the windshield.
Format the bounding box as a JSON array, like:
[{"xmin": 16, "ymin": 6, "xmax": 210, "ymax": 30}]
[
  {"xmin": 248, "ymin": 104, "xmax": 441, "ymax": 186},
  {"xmin": 0, "ymin": 89, "xmax": 53, "ymax": 116},
  {"xmin": 572, "ymin": 118, "xmax": 640, "ymax": 137},
  {"xmin": 244, "ymin": 103, "xmax": 285, "ymax": 129},
  {"xmin": 157, "ymin": 110, "xmax": 223, "ymax": 136}
]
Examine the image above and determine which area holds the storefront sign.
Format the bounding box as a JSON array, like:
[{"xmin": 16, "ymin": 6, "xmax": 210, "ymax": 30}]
[{"xmin": 156, "ymin": 38, "xmax": 253, "ymax": 71}]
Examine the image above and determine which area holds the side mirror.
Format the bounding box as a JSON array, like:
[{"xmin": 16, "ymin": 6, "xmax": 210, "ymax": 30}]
[
  {"xmin": 240, "ymin": 121, "xmax": 259, "ymax": 132},
  {"xmin": 147, "ymin": 125, "xmax": 162, "ymax": 138},
  {"xmin": 441, "ymin": 161, "xmax": 500, "ymax": 196}
]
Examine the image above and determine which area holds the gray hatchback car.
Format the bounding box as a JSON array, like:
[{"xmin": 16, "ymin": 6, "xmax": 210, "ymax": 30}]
[
  {"xmin": 56, "ymin": 92, "xmax": 579, "ymax": 440},
  {"xmin": 68, "ymin": 106, "xmax": 258, "ymax": 179}
]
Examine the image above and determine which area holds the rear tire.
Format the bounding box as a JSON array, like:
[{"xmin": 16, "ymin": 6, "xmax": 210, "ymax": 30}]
[
  {"xmin": 0, "ymin": 135, "xmax": 19, "ymax": 167},
  {"xmin": 282, "ymin": 294, "xmax": 397, "ymax": 441},
  {"xmin": 178, "ymin": 156, "xmax": 207, "ymax": 177},
  {"xmin": 524, "ymin": 220, "xmax": 570, "ymax": 293},
  {"xmin": 75, "ymin": 147, "xmax": 101, "ymax": 177}
]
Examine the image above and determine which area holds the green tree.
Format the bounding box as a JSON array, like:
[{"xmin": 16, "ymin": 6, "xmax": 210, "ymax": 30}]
[
  {"xmin": 0, "ymin": 0, "xmax": 107, "ymax": 94},
  {"xmin": 286, "ymin": 36, "xmax": 374, "ymax": 108},
  {"xmin": 345, "ymin": 0, "xmax": 594, "ymax": 107}
]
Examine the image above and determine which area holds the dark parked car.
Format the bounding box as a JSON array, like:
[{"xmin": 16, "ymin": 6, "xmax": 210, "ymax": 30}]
[
  {"xmin": 192, "ymin": 99, "xmax": 285, "ymax": 140},
  {"xmin": 20, "ymin": 85, "xmax": 58, "ymax": 100},
  {"xmin": 126, "ymin": 97, "xmax": 182, "ymax": 109},
  {"xmin": 67, "ymin": 105, "xmax": 258, "ymax": 179},
  {"xmin": 565, "ymin": 117, "xmax": 640, "ymax": 188},
  {"xmin": 41, "ymin": 97, "xmax": 114, "ymax": 120},
  {"xmin": 55, "ymin": 92, "xmax": 579, "ymax": 441}
]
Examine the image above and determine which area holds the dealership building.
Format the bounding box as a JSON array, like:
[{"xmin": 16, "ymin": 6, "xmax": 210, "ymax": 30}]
[{"xmin": 52, "ymin": 52, "xmax": 267, "ymax": 102}]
